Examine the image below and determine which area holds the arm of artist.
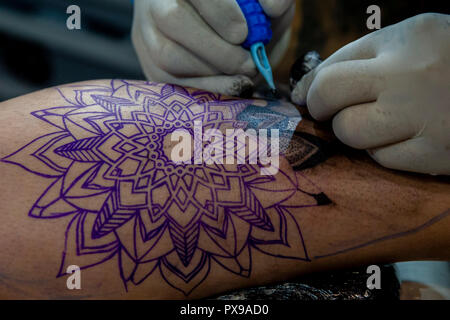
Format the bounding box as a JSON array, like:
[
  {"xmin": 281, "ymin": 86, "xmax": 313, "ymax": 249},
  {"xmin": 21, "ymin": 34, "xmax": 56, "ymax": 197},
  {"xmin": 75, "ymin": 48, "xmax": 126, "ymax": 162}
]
[
  {"xmin": 292, "ymin": 13, "xmax": 450, "ymax": 175},
  {"xmin": 0, "ymin": 80, "xmax": 449, "ymax": 300}
]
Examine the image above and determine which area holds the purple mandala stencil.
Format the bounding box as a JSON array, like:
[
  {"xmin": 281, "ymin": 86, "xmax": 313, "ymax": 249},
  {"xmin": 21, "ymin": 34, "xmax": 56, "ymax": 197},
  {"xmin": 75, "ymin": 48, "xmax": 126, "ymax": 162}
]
[{"xmin": 2, "ymin": 80, "xmax": 327, "ymax": 295}]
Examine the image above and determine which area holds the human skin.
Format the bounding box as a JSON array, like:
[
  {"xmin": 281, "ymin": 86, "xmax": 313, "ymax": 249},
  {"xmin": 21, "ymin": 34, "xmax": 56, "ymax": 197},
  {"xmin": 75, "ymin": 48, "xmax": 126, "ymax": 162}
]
[{"xmin": 0, "ymin": 80, "xmax": 448, "ymax": 299}]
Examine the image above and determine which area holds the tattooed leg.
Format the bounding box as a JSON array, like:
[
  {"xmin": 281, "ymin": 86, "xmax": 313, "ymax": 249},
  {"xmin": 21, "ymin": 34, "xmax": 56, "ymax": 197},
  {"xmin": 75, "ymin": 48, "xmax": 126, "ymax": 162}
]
[
  {"xmin": 0, "ymin": 81, "xmax": 322, "ymax": 295},
  {"xmin": 0, "ymin": 80, "xmax": 449, "ymax": 299}
]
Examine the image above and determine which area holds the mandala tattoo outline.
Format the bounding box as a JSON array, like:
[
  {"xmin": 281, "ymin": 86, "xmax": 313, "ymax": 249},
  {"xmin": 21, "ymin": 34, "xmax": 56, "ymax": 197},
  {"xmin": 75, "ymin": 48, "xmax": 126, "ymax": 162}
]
[{"xmin": 2, "ymin": 81, "xmax": 329, "ymax": 295}]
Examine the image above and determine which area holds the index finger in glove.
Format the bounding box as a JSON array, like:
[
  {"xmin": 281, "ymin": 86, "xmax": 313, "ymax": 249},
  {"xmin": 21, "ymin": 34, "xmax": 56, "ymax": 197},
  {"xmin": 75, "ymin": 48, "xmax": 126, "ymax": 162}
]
[
  {"xmin": 305, "ymin": 58, "xmax": 385, "ymax": 121},
  {"xmin": 291, "ymin": 32, "xmax": 378, "ymax": 107},
  {"xmin": 188, "ymin": 0, "xmax": 248, "ymax": 44},
  {"xmin": 150, "ymin": 0, "xmax": 257, "ymax": 77},
  {"xmin": 259, "ymin": 0, "xmax": 294, "ymax": 18}
]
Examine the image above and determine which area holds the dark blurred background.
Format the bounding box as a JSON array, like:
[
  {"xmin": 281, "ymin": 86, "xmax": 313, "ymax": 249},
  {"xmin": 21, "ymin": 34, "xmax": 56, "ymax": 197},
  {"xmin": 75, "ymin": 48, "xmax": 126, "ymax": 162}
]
[
  {"xmin": 0, "ymin": 0, "xmax": 144, "ymax": 101},
  {"xmin": 0, "ymin": 0, "xmax": 448, "ymax": 102}
]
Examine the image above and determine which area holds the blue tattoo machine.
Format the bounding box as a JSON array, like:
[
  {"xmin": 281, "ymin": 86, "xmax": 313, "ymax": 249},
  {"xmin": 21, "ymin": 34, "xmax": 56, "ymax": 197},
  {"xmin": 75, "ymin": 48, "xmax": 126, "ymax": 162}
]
[{"xmin": 236, "ymin": 0, "xmax": 277, "ymax": 93}]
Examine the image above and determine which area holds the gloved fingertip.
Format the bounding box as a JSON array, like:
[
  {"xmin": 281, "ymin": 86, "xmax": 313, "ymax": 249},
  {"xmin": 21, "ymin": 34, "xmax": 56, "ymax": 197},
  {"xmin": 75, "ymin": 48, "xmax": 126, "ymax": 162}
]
[
  {"xmin": 226, "ymin": 76, "xmax": 254, "ymax": 98},
  {"xmin": 259, "ymin": 0, "xmax": 291, "ymax": 18},
  {"xmin": 226, "ymin": 22, "xmax": 249, "ymax": 45},
  {"xmin": 291, "ymin": 83, "xmax": 305, "ymax": 106},
  {"xmin": 289, "ymin": 51, "xmax": 322, "ymax": 90},
  {"xmin": 239, "ymin": 83, "xmax": 255, "ymax": 99},
  {"xmin": 290, "ymin": 51, "xmax": 322, "ymax": 106}
]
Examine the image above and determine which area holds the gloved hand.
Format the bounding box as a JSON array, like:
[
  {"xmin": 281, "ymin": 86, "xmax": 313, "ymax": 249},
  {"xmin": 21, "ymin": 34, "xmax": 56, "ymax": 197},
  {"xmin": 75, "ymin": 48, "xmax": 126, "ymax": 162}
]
[
  {"xmin": 292, "ymin": 13, "xmax": 450, "ymax": 175},
  {"xmin": 132, "ymin": 0, "xmax": 295, "ymax": 96}
]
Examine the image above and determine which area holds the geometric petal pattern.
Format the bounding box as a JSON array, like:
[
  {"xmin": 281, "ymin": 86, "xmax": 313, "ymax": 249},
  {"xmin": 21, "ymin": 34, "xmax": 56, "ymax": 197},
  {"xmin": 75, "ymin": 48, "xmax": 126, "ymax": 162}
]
[{"xmin": 1, "ymin": 80, "xmax": 330, "ymax": 295}]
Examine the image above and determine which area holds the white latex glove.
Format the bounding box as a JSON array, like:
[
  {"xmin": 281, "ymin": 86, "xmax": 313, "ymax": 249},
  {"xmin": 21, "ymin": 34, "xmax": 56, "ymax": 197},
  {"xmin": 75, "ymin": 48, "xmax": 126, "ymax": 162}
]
[
  {"xmin": 132, "ymin": 0, "xmax": 295, "ymax": 96},
  {"xmin": 292, "ymin": 13, "xmax": 450, "ymax": 175}
]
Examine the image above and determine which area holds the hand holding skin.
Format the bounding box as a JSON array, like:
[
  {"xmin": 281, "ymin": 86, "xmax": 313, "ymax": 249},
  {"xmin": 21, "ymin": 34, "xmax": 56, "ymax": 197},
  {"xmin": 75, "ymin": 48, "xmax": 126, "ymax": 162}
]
[
  {"xmin": 292, "ymin": 13, "xmax": 450, "ymax": 175},
  {"xmin": 132, "ymin": 0, "xmax": 295, "ymax": 96}
]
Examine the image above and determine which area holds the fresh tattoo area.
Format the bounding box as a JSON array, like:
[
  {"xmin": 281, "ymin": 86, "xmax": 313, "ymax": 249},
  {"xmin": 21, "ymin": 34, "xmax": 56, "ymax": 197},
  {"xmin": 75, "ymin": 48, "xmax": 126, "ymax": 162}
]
[
  {"xmin": 0, "ymin": 0, "xmax": 449, "ymax": 303},
  {"xmin": 1, "ymin": 81, "xmax": 326, "ymax": 295}
]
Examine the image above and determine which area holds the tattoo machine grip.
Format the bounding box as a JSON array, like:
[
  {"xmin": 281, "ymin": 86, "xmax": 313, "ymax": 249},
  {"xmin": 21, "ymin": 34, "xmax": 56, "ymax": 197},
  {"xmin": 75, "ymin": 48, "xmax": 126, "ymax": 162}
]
[{"xmin": 236, "ymin": 0, "xmax": 276, "ymax": 91}]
